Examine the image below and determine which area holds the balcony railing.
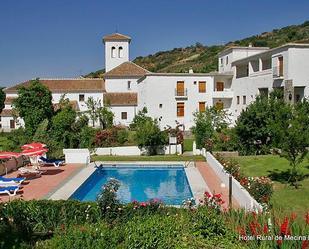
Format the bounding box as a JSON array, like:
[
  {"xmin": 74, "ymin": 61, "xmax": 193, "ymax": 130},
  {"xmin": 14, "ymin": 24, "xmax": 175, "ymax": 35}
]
[
  {"xmin": 175, "ymin": 88, "xmax": 188, "ymax": 98},
  {"xmin": 273, "ymin": 66, "xmax": 284, "ymax": 78},
  {"xmin": 212, "ymin": 89, "xmax": 233, "ymax": 99}
]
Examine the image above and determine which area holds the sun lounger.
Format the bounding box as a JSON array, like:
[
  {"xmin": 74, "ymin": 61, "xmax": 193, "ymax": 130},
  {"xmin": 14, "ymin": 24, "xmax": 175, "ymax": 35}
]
[
  {"xmin": 0, "ymin": 186, "xmax": 19, "ymax": 196},
  {"xmin": 38, "ymin": 157, "xmax": 65, "ymax": 167},
  {"xmin": 0, "ymin": 176, "xmax": 25, "ymax": 183},
  {"xmin": 18, "ymin": 167, "xmax": 42, "ymax": 176},
  {"xmin": 0, "ymin": 180, "xmax": 20, "ymax": 187}
]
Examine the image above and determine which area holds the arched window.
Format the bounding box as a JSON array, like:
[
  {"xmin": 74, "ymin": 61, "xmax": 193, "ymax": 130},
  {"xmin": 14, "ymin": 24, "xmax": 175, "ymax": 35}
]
[
  {"xmin": 111, "ymin": 46, "xmax": 116, "ymax": 58},
  {"xmin": 118, "ymin": 46, "xmax": 123, "ymax": 58}
]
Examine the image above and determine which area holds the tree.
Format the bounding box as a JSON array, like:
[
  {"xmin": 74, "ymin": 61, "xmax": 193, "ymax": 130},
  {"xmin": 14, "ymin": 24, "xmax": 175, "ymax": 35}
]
[
  {"xmin": 135, "ymin": 118, "xmax": 167, "ymax": 155},
  {"xmin": 191, "ymin": 106, "xmax": 230, "ymax": 149},
  {"xmin": 85, "ymin": 97, "xmax": 100, "ymax": 127},
  {"xmin": 13, "ymin": 79, "xmax": 54, "ymax": 136},
  {"xmin": 270, "ymin": 99, "xmax": 309, "ymax": 187},
  {"xmin": 130, "ymin": 107, "xmax": 152, "ymax": 130},
  {"xmin": 0, "ymin": 87, "xmax": 5, "ymax": 114},
  {"xmin": 50, "ymin": 96, "xmax": 77, "ymax": 148},
  {"xmin": 98, "ymin": 106, "xmax": 114, "ymax": 129},
  {"xmin": 235, "ymin": 90, "xmax": 284, "ymax": 155}
]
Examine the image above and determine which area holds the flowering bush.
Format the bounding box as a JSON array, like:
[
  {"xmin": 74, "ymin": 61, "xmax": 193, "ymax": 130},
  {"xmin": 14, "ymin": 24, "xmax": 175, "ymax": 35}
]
[
  {"xmin": 96, "ymin": 178, "xmax": 122, "ymax": 220},
  {"xmin": 226, "ymin": 210, "xmax": 309, "ymax": 249},
  {"xmin": 200, "ymin": 192, "xmax": 225, "ymax": 212},
  {"xmin": 215, "ymin": 153, "xmax": 273, "ymax": 204}
]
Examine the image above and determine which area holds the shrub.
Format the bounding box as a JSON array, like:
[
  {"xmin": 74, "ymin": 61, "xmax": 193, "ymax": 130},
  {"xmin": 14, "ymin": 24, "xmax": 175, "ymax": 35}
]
[
  {"xmin": 214, "ymin": 154, "xmax": 273, "ymax": 204},
  {"xmin": 41, "ymin": 222, "xmax": 124, "ymax": 249},
  {"xmin": 94, "ymin": 128, "xmax": 118, "ymax": 147},
  {"xmin": 97, "ymin": 179, "xmax": 122, "ymax": 221},
  {"xmin": 116, "ymin": 129, "xmax": 129, "ymax": 145}
]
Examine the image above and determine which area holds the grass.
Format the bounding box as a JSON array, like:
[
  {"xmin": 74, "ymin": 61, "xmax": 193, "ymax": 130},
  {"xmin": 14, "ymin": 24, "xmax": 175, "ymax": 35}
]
[
  {"xmin": 236, "ymin": 154, "xmax": 309, "ymax": 216},
  {"xmin": 183, "ymin": 138, "xmax": 194, "ymax": 152},
  {"xmin": 92, "ymin": 155, "xmax": 205, "ymax": 161}
]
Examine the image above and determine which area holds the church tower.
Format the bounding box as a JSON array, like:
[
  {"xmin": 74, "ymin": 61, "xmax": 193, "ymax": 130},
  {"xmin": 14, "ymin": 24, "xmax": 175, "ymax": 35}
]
[{"xmin": 103, "ymin": 33, "xmax": 131, "ymax": 72}]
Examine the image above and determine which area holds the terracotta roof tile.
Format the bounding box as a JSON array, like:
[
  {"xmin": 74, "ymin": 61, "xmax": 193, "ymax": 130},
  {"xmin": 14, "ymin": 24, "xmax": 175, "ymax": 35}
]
[
  {"xmin": 104, "ymin": 92, "xmax": 137, "ymax": 106},
  {"xmin": 4, "ymin": 79, "xmax": 105, "ymax": 93},
  {"xmin": 0, "ymin": 109, "xmax": 13, "ymax": 117},
  {"xmin": 103, "ymin": 33, "xmax": 131, "ymax": 42},
  {"xmin": 104, "ymin": 62, "xmax": 150, "ymax": 78},
  {"xmin": 4, "ymin": 97, "xmax": 16, "ymax": 104}
]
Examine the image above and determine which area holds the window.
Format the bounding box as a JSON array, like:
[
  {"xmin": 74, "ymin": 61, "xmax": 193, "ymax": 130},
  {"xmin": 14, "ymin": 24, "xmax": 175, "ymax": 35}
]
[
  {"xmin": 121, "ymin": 112, "xmax": 127, "ymax": 120},
  {"xmin": 111, "ymin": 46, "xmax": 116, "ymax": 58},
  {"xmin": 220, "ymin": 58, "xmax": 223, "ymax": 65},
  {"xmin": 0, "ymin": 116, "xmax": 1, "ymax": 121},
  {"xmin": 216, "ymin": 82, "xmax": 224, "ymax": 91},
  {"xmin": 159, "ymin": 104, "xmax": 162, "ymax": 108},
  {"xmin": 215, "ymin": 101, "xmax": 224, "ymax": 110},
  {"xmin": 119, "ymin": 46, "xmax": 123, "ymax": 58},
  {"xmin": 193, "ymin": 81, "xmax": 197, "ymax": 85},
  {"xmin": 237, "ymin": 96, "xmax": 240, "ymax": 105},
  {"xmin": 127, "ymin": 81, "xmax": 131, "ymax": 89},
  {"xmin": 79, "ymin": 94, "xmax": 85, "ymax": 102},
  {"xmin": 10, "ymin": 120, "xmax": 15, "ymax": 129},
  {"xmin": 199, "ymin": 102, "xmax": 206, "ymax": 112},
  {"xmin": 278, "ymin": 56, "xmax": 283, "ymax": 76},
  {"xmin": 176, "ymin": 81, "xmax": 185, "ymax": 96},
  {"xmin": 198, "ymin": 81, "xmax": 206, "ymax": 93},
  {"xmin": 177, "ymin": 102, "xmax": 184, "ymax": 117},
  {"xmin": 226, "ymin": 56, "xmax": 229, "ymax": 65},
  {"xmin": 0, "ymin": 124, "xmax": 2, "ymax": 128},
  {"xmin": 243, "ymin": 96, "xmax": 247, "ymax": 105},
  {"xmin": 296, "ymin": 94, "xmax": 301, "ymax": 103}
]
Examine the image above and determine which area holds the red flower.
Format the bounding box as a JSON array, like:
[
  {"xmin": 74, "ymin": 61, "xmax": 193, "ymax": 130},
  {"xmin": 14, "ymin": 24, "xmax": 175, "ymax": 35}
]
[
  {"xmin": 237, "ymin": 227, "xmax": 246, "ymax": 237},
  {"xmin": 305, "ymin": 212, "xmax": 309, "ymax": 225},
  {"xmin": 204, "ymin": 192, "xmax": 211, "ymax": 198},
  {"xmin": 140, "ymin": 202, "xmax": 147, "ymax": 207},
  {"xmin": 280, "ymin": 217, "xmax": 290, "ymax": 236},
  {"xmin": 277, "ymin": 239, "xmax": 283, "ymax": 247},
  {"xmin": 263, "ymin": 224, "xmax": 268, "ymax": 234},
  {"xmin": 249, "ymin": 221, "xmax": 258, "ymax": 236},
  {"xmin": 302, "ymin": 240, "xmax": 309, "ymax": 249}
]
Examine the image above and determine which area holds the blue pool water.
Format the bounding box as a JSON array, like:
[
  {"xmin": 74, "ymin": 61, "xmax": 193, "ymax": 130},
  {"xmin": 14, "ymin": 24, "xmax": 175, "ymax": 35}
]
[{"xmin": 70, "ymin": 165, "xmax": 193, "ymax": 205}]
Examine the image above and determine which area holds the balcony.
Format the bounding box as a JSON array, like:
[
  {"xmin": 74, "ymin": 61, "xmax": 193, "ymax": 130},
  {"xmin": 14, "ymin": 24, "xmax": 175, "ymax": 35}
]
[
  {"xmin": 175, "ymin": 88, "xmax": 188, "ymax": 99},
  {"xmin": 273, "ymin": 66, "xmax": 284, "ymax": 79},
  {"xmin": 212, "ymin": 89, "xmax": 234, "ymax": 99}
]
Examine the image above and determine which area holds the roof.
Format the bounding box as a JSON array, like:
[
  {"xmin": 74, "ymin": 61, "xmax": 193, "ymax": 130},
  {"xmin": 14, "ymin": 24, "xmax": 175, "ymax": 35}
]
[
  {"xmin": 103, "ymin": 33, "xmax": 131, "ymax": 43},
  {"xmin": 0, "ymin": 109, "xmax": 13, "ymax": 117},
  {"xmin": 4, "ymin": 78, "xmax": 105, "ymax": 93},
  {"xmin": 4, "ymin": 96, "xmax": 16, "ymax": 104},
  {"xmin": 53, "ymin": 100, "xmax": 80, "ymax": 112},
  {"xmin": 103, "ymin": 92, "xmax": 137, "ymax": 106},
  {"xmin": 218, "ymin": 46, "xmax": 269, "ymax": 57},
  {"xmin": 232, "ymin": 43, "xmax": 309, "ymax": 65},
  {"xmin": 104, "ymin": 62, "xmax": 150, "ymax": 78}
]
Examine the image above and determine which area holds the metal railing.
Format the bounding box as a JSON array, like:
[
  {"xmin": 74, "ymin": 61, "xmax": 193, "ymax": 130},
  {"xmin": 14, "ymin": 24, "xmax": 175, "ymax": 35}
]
[{"xmin": 175, "ymin": 88, "xmax": 188, "ymax": 97}]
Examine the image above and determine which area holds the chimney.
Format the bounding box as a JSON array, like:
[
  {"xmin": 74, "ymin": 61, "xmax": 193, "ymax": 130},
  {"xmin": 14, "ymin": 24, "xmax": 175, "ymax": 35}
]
[{"xmin": 189, "ymin": 68, "xmax": 194, "ymax": 74}]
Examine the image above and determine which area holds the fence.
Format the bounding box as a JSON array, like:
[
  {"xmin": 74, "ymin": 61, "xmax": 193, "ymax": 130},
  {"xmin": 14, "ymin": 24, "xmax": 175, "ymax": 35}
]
[{"xmin": 206, "ymin": 152, "xmax": 263, "ymax": 211}]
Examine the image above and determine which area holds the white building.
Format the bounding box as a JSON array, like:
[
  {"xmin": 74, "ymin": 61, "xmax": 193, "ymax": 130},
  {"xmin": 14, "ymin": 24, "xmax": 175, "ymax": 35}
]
[{"xmin": 2, "ymin": 33, "xmax": 309, "ymax": 131}]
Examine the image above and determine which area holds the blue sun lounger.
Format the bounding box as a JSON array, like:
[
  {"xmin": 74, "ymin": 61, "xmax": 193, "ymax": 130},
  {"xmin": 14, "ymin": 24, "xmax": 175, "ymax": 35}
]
[
  {"xmin": 38, "ymin": 157, "xmax": 65, "ymax": 167},
  {"xmin": 0, "ymin": 176, "xmax": 25, "ymax": 184},
  {"xmin": 0, "ymin": 186, "xmax": 19, "ymax": 196}
]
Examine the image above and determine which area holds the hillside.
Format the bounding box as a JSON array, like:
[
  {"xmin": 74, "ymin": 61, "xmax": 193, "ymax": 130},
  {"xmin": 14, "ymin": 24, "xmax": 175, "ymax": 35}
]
[{"xmin": 85, "ymin": 21, "xmax": 309, "ymax": 77}]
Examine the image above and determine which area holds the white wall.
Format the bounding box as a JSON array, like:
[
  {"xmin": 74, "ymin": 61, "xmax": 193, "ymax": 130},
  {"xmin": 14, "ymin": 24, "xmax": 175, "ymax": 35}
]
[
  {"xmin": 104, "ymin": 78, "xmax": 139, "ymax": 92},
  {"xmin": 138, "ymin": 75, "xmax": 216, "ymax": 129},
  {"xmin": 206, "ymin": 152, "xmax": 263, "ymax": 211},
  {"xmin": 63, "ymin": 149, "xmax": 90, "ymax": 164},
  {"xmin": 110, "ymin": 106, "xmax": 137, "ymax": 126},
  {"xmin": 105, "ymin": 41, "xmax": 129, "ymax": 72}
]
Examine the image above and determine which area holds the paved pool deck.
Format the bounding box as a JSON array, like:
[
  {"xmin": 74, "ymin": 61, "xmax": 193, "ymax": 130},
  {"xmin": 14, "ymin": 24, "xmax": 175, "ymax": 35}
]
[
  {"xmin": 0, "ymin": 164, "xmax": 84, "ymax": 202},
  {"xmin": 196, "ymin": 161, "xmax": 239, "ymax": 209}
]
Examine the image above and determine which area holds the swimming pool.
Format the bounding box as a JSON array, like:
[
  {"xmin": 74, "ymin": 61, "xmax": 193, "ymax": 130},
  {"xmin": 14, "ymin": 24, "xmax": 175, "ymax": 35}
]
[{"xmin": 70, "ymin": 165, "xmax": 193, "ymax": 205}]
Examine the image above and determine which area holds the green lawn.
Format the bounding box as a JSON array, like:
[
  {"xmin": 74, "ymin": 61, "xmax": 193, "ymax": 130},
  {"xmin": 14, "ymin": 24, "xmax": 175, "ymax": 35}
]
[
  {"xmin": 183, "ymin": 138, "xmax": 194, "ymax": 151},
  {"xmin": 92, "ymin": 154, "xmax": 204, "ymax": 161},
  {"xmin": 236, "ymin": 155, "xmax": 309, "ymax": 216}
]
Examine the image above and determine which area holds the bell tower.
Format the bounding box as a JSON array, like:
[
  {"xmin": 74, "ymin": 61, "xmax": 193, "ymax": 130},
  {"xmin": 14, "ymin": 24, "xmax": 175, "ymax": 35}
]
[{"xmin": 103, "ymin": 33, "xmax": 131, "ymax": 72}]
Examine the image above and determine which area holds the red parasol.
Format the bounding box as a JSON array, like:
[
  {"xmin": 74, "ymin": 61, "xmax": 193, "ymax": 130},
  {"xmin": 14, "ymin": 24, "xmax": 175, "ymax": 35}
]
[
  {"xmin": 21, "ymin": 143, "xmax": 47, "ymax": 150},
  {"xmin": 0, "ymin": 151, "xmax": 21, "ymax": 159}
]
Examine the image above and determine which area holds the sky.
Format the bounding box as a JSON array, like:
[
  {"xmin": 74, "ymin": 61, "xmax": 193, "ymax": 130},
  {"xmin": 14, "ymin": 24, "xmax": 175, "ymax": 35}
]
[{"xmin": 0, "ymin": 0, "xmax": 309, "ymax": 87}]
